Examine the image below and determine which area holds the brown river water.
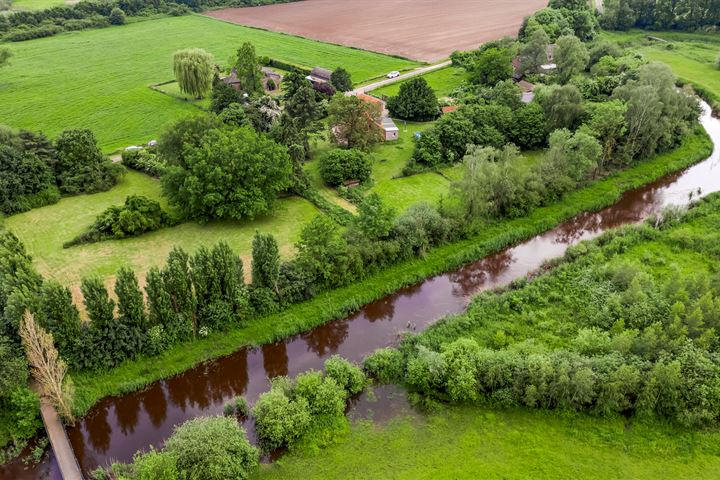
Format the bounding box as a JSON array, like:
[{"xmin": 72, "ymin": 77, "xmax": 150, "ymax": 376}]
[{"xmin": 3, "ymin": 102, "xmax": 720, "ymax": 479}]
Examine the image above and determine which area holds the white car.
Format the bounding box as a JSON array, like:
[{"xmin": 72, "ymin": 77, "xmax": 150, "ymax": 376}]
[{"xmin": 386, "ymin": 71, "xmax": 401, "ymax": 79}]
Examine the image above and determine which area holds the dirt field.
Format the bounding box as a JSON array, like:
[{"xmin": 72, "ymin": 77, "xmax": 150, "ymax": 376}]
[{"xmin": 206, "ymin": 0, "xmax": 548, "ymax": 62}]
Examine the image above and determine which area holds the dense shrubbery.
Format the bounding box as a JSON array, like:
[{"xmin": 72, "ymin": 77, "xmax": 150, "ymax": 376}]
[
  {"xmin": 600, "ymin": 0, "xmax": 720, "ymax": 31},
  {"xmin": 0, "ymin": 126, "xmax": 122, "ymax": 215},
  {"xmin": 365, "ymin": 194, "xmax": 720, "ymax": 427},
  {"xmin": 64, "ymin": 195, "xmax": 172, "ymax": 247},
  {"xmin": 121, "ymin": 148, "xmax": 167, "ymax": 177},
  {"xmin": 253, "ymin": 356, "xmax": 365, "ymax": 450},
  {"xmin": 318, "ymin": 149, "xmax": 372, "ymax": 187},
  {"xmin": 100, "ymin": 416, "xmax": 258, "ymax": 480}
]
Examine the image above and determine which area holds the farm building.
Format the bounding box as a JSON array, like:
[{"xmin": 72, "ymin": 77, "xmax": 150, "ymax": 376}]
[
  {"xmin": 380, "ymin": 117, "xmax": 399, "ymax": 141},
  {"xmin": 221, "ymin": 67, "xmax": 283, "ymax": 93},
  {"xmin": 518, "ymin": 80, "xmax": 535, "ymax": 103}
]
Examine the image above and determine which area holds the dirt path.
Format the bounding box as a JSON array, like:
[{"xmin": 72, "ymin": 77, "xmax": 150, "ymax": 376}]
[{"xmin": 205, "ymin": 0, "xmax": 548, "ymax": 62}]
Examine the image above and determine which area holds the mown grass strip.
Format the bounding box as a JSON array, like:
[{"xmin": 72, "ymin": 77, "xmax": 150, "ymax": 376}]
[{"xmin": 72, "ymin": 129, "xmax": 713, "ymax": 415}]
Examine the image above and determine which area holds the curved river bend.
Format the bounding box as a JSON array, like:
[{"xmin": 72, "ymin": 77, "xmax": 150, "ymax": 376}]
[{"xmin": 4, "ymin": 102, "xmax": 720, "ymax": 479}]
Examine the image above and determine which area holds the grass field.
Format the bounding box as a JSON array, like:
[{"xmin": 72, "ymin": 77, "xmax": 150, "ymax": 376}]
[
  {"xmin": 0, "ymin": 14, "xmax": 418, "ymax": 151},
  {"xmin": 8, "ymin": 0, "xmax": 64, "ymax": 10},
  {"xmin": 372, "ymin": 66, "xmax": 468, "ymax": 99},
  {"xmin": 4, "ymin": 171, "xmax": 319, "ymax": 288},
  {"xmin": 258, "ymin": 405, "xmax": 720, "ymax": 479},
  {"xmin": 602, "ymin": 30, "xmax": 720, "ymax": 107}
]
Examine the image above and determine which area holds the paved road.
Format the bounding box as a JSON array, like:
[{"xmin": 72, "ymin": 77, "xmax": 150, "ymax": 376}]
[{"xmin": 351, "ymin": 60, "xmax": 453, "ymax": 95}]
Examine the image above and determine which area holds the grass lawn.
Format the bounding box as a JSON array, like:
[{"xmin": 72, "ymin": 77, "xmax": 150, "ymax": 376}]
[
  {"xmin": 0, "ymin": 14, "xmax": 418, "ymax": 151},
  {"xmin": 602, "ymin": 30, "xmax": 720, "ymax": 104},
  {"xmin": 372, "ymin": 66, "xmax": 468, "ymax": 99},
  {"xmin": 151, "ymin": 81, "xmax": 212, "ymax": 110},
  {"xmin": 257, "ymin": 406, "xmax": 720, "ymax": 479},
  {"xmin": 9, "ymin": 0, "xmax": 64, "ymax": 10},
  {"xmin": 3, "ymin": 171, "xmax": 319, "ymax": 288}
]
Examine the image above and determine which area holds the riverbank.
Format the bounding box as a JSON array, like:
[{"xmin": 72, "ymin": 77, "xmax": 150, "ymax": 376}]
[{"xmin": 71, "ymin": 127, "xmax": 713, "ymax": 417}]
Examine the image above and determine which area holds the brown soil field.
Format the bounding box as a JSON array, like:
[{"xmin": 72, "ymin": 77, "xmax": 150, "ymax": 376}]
[{"xmin": 206, "ymin": 0, "xmax": 548, "ymax": 62}]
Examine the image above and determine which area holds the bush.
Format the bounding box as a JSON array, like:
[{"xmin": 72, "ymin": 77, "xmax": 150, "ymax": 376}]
[
  {"xmin": 54, "ymin": 128, "xmax": 124, "ymax": 195},
  {"xmin": 163, "ymin": 416, "xmax": 258, "ymax": 480},
  {"xmin": 108, "ymin": 7, "xmax": 126, "ymax": 25},
  {"xmin": 363, "ymin": 348, "xmax": 405, "ymax": 384},
  {"xmin": 293, "ymin": 371, "xmax": 346, "ymax": 417},
  {"xmin": 252, "ymin": 381, "xmax": 311, "ymax": 451},
  {"xmin": 324, "ymin": 355, "xmax": 366, "ymax": 395},
  {"xmin": 319, "ymin": 149, "xmax": 371, "ymax": 187},
  {"xmin": 121, "ymin": 149, "xmax": 166, "ymax": 177},
  {"xmin": 65, "ymin": 195, "xmax": 170, "ymax": 246}
]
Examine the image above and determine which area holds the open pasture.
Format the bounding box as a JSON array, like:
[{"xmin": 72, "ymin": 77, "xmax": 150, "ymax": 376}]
[
  {"xmin": 0, "ymin": 14, "xmax": 418, "ymax": 151},
  {"xmin": 206, "ymin": 0, "xmax": 548, "ymax": 62}
]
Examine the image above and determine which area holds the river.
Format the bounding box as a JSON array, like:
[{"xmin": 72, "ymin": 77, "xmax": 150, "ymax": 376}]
[{"xmin": 3, "ymin": 101, "xmax": 719, "ymax": 479}]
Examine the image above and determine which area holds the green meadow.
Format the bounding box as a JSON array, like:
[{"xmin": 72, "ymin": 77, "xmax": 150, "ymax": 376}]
[
  {"xmin": 258, "ymin": 405, "xmax": 720, "ymax": 480},
  {"xmin": 372, "ymin": 66, "xmax": 467, "ymax": 99},
  {"xmin": 0, "ymin": 14, "xmax": 418, "ymax": 151},
  {"xmin": 602, "ymin": 30, "xmax": 720, "ymax": 107}
]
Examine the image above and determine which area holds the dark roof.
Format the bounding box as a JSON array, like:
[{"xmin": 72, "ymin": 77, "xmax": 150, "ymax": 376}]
[
  {"xmin": 222, "ymin": 68, "xmax": 240, "ymax": 85},
  {"xmin": 310, "ymin": 67, "xmax": 332, "ymax": 81},
  {"xmin": 261, "ymin": 67, "xmax": 282, "ymax": 79}
]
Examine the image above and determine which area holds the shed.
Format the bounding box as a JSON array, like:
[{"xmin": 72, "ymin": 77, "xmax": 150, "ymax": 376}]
[
  {"xmin": 306, "ymin": 67, "xmax": 332, "ymax": 85},
  {"xmin": 381, "ymin": 117, "xmax": 399, "ymax": 141},
  {"xmin": 221, "ymin": 68, "xmax": 242, "ymax": 91}
]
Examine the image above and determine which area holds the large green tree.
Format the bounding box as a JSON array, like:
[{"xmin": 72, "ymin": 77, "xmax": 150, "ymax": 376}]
[
  {"xmin": 327, "ymin": 95, "xmax": 383, "ymax": 150},
  {"xmin": 251, "ymin": 232, "xmax": 280, "ymax": 293},
  {"xmin": 555, "ymin": 35, "xmax": 590, "ymax": 83},
  {"xmin": 235, "ymin": 42, "xmax": 263, "ymax": 95},
  {"xmin": 387, "ymin": 77, "xmax": 439, "ymax": 121},
  {"xmin": 54, "ymin": 129, "xmax": 123, "ymax": 195},
  {"xmin": 173, "ymin": 48, "xmax": 214, "ymax": 99},
  {"xmin": 470, "ymin": 48, "xmax": 513, "ymax": 86},
  {"xmin": 520, "ymin": 28, "xmax": 550, "ymax": 74},
  {"xmin": 162, "ymin": 126, "xmax": 292, "ymax": 222},
  {"xmin": 330, "ymin": 67, "xmax": 353, "ymax": 92}
]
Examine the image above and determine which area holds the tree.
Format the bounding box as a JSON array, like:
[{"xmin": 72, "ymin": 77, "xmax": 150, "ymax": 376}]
[
  {"xmin": 36, "ymin": 281, "xmax": 81, "ymax": 361},
  {"xmin": 158, "ymin": 115, "xmax": 222, "ymax": 167},
  {"xmin": 352, "ymin": 193, "xmax": 396, "ymax": 240},
  {"xmin": 508, "ymin": 102, "xmax": 547, "ymax": 149},
  {"xmin": 580, "ymin": 100, "xmax": 627, "ymax": 172},
  {"xmin": 54, "ymin": 129, "xmax": 123, "ymax": 194},
  {"xmin": 387, "ymin": 77, "xmax": 439, "ymax": 121},
  {"xmin": 295, "ymin": 216, "xmax": 348, "ymax": 286},
  {"xmin": 542, "ymin": 129, "xmax": 601, "ymax": 185},
  {"xmin": 115, "ymin": 267, "xmax": 147, "ymax": 331},
  {"xmin": 20, "ymin": 311, "xmax": 74, "ymax": 424},
  {"xmin": 330, "ymin": 67, "xmax": 353, "ymax": 92},
  {"xmin": 520, "ymin": 28, "xmax": 550, "ymax": 74},
  {"xmin": 108, "ymin": 7, "xmax": 126, "ymax": 25},
  {"xmin": 537, "ymin": 84, "xmax": 584, "ymax": 131},
  {"xmin": 555, "ymin": 35, "xmax": 590, "ymax": 83},
  {"xmin": 235, "ymin": 42, "xmax": 263, "ymax": 95},
  {"xmin": 252, "ymin": 381, "xmax": 311, "ymax": 451},
  {"xmin": 284, "ymin": 81, "xmax": 321, "ymax": 158},
  {"xmin": 251, "ymin": 233, "xmax": 280, "ymax": 293},
  {"xmin": 173, "ymin": 49, "xmax": 214, "ymax": 99},
  {"xmin": 469, "ymin": 48, "xmax": 513, "ymax": 86},
  {"xmin": 81, "ymin": 277, "xmax": 115, "ymax": 329},
  {"xmin": 162, "ymin": 127, "xmax": 292, "ymax": 222},
  {"xmin": 319, "ymin": 149, "xmax": 372, "ymax": 186},
  {"xmin": 218, "ymin": 103, "xmax": 249, "ymax": 128},
  {"xmin": 327, "ymin": 95, "xmax": 383, "ymax": 150},
  {"xmin": 0, "ymin": 144, "xmax": 57, "ymax": 215},
  {"xmin": 0, "ymin": 48, "xmax": 12, "ymax": 69},
  {"xmin": 210, "ymin": 79, "xmax": 243, "ymax": 114},
  {"xmin": 163, "ymin": 416, "xmax": 259, "ymax": 480},
  {"xmin": 161, "ymin": 247, "xmax": 196, "ymax": 339}
]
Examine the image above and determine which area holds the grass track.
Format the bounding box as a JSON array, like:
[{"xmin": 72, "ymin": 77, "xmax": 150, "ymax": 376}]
[
  {"xmin": 257, "ymin": 406, "xmax": 720, "ymax": 479},
  {"xmin": 0, "ymin": 15, "xmax": 418, "ymax": 151}
]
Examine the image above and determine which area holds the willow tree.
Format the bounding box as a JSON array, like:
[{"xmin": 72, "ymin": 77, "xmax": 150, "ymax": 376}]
[
  {"xmin": 20, "ymin": 311, "xmax": 75, "ymax": 424},
  {"xmin": 173, "ymin": 48, "xmax": 214, "ymax": 99}
]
